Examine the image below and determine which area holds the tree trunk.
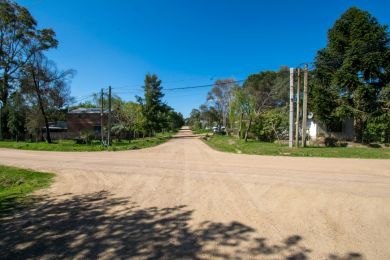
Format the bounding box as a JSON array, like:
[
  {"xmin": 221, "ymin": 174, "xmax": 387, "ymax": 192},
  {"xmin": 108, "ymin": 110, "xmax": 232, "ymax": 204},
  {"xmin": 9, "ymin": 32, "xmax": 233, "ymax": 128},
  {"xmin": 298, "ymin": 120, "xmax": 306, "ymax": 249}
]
[
  {"xmin": 1, "ymin": 74, "xmax": 9, "ymax": 139},
  {"xmin": 244, "ymin": 117, "xmax": 253, "ymax": 142},
  {"xmin": 32, "ymin": 71, "xmax": 51, "ymax": 143},
  {"xmin": 272, "ymin": 123, "xmax": 281, "ymax": 141},
  {"xmin": 37, "ymin": 93, "xmax": 51, "ymax": 143},
  {"xmin": 42, "ymin": 112, "xmax": 51, "ymax": 143},
  {"xmin": 354, "ymin": 118, "xmax": 365, "ymax": 143}
]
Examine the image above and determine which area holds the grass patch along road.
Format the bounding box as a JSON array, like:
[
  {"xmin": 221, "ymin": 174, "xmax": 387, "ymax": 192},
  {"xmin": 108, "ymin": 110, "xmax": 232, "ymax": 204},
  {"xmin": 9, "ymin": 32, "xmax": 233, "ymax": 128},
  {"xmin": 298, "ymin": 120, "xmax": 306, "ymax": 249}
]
[
  {"xmin": 0, "ymin": 132, "xmax": 175, "ymax": 152},
  {"xmin": 0, "ymin": 165, "xmax": 54, "ymax": 213},
  {"xmin": 205, "ymin": 135, "xmax": 390, "ymax": 159}
]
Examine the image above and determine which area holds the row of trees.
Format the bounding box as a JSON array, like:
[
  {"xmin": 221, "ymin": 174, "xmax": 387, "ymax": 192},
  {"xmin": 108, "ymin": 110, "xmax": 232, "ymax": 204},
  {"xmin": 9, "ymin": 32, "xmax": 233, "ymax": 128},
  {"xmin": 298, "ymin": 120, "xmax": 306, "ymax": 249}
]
[
  {"xmin": 0, "ymin": 0, "xmax": 184, "ymax": 143},
  {"xmin": 189, "ymin": 7, "xmax": 389, "ymax": 143},
  {"xmin": 188, "ymin": 68, "xmax": 289, "ymax": 142}
]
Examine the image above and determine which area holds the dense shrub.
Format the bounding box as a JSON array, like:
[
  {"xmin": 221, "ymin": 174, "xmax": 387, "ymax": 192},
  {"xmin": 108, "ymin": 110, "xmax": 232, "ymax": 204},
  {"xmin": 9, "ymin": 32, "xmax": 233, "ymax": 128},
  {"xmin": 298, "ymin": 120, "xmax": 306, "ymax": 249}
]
[
  {"xmin": 251, "ymin": 110, "xmax": 288, "ymax": 142},
  {"xmin": 363, "ymin": 113, "xmax": 390, "ymax": 143}
]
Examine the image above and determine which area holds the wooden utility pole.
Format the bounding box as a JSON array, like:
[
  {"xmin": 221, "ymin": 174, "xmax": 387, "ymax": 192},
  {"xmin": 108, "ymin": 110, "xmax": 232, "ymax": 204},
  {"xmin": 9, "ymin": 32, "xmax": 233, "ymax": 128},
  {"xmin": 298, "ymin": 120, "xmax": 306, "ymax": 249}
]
[
  {"xmin": 100, "ymin": 88, "xmax": 104, "ymax": 145},
  {"xmin": 107, "ymin": 86, "xmax": 112, "ymax": 146},
  {"xmin": 289, "ymin": 68, "xmax": 294, "ymax": 148},
  {"xmin": 302, "ymin": 64, "xmax": 308, "ymax": 147},
  {"xmin": 295, "ymin": 68, "xmax": 301, "ymax": 147}
]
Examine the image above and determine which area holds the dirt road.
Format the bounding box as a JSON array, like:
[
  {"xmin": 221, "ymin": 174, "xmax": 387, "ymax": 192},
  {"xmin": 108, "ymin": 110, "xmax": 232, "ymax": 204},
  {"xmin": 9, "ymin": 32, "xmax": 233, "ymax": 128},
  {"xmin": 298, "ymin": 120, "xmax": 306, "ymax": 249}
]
[{"xmin": 1, "ymin": 127, "xmax": 390, "ymax": 259}]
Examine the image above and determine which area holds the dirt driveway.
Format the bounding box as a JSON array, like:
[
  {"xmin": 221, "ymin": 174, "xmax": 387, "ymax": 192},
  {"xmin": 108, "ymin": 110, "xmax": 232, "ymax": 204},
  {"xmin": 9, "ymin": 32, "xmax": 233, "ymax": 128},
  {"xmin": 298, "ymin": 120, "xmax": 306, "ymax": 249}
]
[{"xmin": 1, "ymin": 127, "xmax": 390, "ymax": 259}]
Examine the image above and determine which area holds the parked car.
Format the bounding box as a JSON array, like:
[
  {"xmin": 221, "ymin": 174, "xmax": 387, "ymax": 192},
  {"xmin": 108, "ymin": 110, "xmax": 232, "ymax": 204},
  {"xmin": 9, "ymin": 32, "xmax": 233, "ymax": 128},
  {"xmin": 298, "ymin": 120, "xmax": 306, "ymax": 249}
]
[{"xmin": 212, "ymin": 126, "xmax": 226, "ymax": 135}]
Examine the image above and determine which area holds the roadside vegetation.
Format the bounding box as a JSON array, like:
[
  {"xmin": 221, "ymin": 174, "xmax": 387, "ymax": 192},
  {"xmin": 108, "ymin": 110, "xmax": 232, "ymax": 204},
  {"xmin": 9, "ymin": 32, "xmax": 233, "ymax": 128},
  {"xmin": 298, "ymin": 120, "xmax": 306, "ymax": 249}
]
[
  {"xmin": 0, "ymin": 165, "xmax": 54, "ymax": 213},
  {"xmin": 205, "ymin": 135, "xmax": 390, "ymax": 159},
  {"xmin": 0, "ymin": 1, "xmax": 184, "ymax": 147},
  {"xmin": 0, "ymin": 131, "xmax": 174, "ymax": 152},
  {"xmin": 188, "ymin": 7, "xmax": 389, "ymax": 156}
]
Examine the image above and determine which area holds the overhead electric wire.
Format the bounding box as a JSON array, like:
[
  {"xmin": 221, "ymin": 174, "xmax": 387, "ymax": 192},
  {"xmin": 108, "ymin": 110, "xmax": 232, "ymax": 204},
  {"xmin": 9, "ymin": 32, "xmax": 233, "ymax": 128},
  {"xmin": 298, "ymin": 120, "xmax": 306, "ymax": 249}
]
[
  {"xmin": 69, "ymin": 64, "xmax": 310, "ymax": 105},
  {"xmin": 164, "ymin": 79, "xmax": 245, "ymax": 91},
  {"xmin": 109, "ymin": 68, "xmax": 262, "ymax": 92},
  {"xmin": 111, "ymin": 79, "xmax": 246, "ymax": 95}
]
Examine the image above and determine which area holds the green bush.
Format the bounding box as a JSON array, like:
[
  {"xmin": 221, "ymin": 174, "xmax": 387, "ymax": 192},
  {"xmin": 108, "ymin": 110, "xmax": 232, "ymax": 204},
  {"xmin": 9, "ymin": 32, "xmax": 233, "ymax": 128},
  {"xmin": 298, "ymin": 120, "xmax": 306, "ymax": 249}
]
[
  {"xmin": 363, "ymin": 113, "xmax": 390, "ymax": 143},
  {"xmin": 251, "ymin": 110, "xmax": 288, "ymax": 142}
]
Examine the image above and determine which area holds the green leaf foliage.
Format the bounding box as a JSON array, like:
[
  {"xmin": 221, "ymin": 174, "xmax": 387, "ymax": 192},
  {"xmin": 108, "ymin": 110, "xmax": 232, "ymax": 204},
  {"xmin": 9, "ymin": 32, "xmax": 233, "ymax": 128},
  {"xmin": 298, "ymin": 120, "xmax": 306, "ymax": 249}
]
[{"xmin": 313, "ymin": 7, "xmax": 389, "ymax": 142}]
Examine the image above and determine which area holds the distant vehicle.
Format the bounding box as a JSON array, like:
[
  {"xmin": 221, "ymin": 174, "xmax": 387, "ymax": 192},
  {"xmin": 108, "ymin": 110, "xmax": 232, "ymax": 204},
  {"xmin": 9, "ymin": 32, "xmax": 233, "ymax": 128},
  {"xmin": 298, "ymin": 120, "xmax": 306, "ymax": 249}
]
[{"xmin": 212, "ymin": 126, "xmax": 226, "ymax": 135}]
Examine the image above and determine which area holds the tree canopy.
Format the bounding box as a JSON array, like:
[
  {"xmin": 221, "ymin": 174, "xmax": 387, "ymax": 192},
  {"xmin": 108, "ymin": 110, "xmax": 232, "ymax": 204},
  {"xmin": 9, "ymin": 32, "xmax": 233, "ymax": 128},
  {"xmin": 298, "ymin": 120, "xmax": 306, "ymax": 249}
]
[
  {"xmin": 313, "ymin": 7, "xmax": 389, "ymax": 142},
  {"xmin": 0, "ymin": 0, "xmax": 58, "ymax": 138}
]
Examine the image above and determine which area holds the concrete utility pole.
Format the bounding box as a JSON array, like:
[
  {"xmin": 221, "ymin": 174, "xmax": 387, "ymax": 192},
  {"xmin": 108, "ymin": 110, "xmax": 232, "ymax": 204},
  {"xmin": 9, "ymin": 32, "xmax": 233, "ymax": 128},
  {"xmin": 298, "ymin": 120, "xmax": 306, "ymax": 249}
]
[
  {"xmin": 295, "ymin": 68, "xmax": 301, "ymax": 147},
  {"xmin": 302, "ymin": 64, "xmax": 308, "ymax": 147},
  {"xmin": 289, "ymin": 68, "xmax": 294, "ymax": 148},
  {"xmin": 0, "ymin": 100, "xmax": 3, "ymax": 140},
  {"xmin": 107, "ymin": 86, "xmax": 112, "ymax": 146},
  {"xmin": 100, "ymin": 88, "xmax": 104, "ymax": 145}
]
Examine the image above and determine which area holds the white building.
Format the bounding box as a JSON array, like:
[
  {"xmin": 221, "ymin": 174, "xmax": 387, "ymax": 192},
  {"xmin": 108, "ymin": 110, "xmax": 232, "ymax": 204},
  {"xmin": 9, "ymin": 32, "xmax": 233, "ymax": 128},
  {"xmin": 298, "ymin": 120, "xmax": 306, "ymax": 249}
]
[{"xmin": 308, "ymin": 118, "xmax": 355, "ymax": 141}]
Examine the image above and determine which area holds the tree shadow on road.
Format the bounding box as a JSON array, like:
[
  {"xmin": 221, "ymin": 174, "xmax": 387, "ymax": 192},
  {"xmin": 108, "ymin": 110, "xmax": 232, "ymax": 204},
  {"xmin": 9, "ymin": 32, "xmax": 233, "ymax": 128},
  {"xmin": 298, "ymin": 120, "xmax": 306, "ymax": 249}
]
[{"xmin": 0, "ymin": 191, "xmax": 362, "ymax": 259}]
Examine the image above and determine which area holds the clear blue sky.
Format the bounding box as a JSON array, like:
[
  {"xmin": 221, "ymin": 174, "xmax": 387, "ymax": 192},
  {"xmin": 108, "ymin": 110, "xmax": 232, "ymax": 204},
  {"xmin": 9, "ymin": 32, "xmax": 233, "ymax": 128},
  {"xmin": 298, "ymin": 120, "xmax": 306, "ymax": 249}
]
[{"xmin": 18, "ymin": 0, "xmax": 390, "ymax": 117}]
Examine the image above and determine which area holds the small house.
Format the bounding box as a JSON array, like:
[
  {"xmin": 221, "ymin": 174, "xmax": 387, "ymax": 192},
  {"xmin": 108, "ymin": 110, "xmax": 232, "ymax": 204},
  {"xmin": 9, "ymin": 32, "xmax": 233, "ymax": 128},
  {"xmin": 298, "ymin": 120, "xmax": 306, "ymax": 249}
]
[
  {"xmin": 66, "ymin": 108, "xmax": 107, "ymax": 138},
  {"xmin": 308, "ymin": 118, "xmax": 355, "ymax": 141}
]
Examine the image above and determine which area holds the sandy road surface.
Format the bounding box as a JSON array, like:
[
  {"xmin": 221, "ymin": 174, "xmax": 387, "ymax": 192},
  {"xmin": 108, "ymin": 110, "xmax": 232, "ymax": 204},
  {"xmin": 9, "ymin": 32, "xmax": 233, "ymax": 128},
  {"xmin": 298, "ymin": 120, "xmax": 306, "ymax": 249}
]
[{"xmin": 1, "ymin": 127, "xmax": 390, "ymax": 259}]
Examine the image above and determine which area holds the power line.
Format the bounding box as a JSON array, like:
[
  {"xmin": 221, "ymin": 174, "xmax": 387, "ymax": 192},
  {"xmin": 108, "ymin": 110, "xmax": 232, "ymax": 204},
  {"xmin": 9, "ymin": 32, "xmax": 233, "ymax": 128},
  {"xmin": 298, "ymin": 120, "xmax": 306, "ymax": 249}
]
[
  {"xmin": 110, "ymin": 67, "xmax": 269, "ymax": 92},
  {"xmin": 69, "ymin": 64, "xmax": 305, "ymax": 105},
  {"xmin": 109, "ymin": 79, "xmax": 246, "ymax": 97},
  {"xmin": 164, "ymin": 79, "xmax": 245, "ymax": 91}
]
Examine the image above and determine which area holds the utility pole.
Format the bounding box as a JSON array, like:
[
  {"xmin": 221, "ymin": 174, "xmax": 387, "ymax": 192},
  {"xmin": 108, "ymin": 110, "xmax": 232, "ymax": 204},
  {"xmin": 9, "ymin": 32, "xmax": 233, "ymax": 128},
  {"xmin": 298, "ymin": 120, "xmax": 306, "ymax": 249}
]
[
  {"xmin": 0, "ymin": 100, "xmax": 3, "ymax": 140},
  {"xmin": 100, "ymin": 88, "xmax": 104, "ymax": 145},
  {"xmin": 302, "ymin": 64, "xmax": 308, "ymax": 147},
  {"xmin": 295, "ymin": 68, "xmax": 301, "ymax": 147},
  {"xmin": 107, "ymin": 86, "xmax": 112, "ymax": 146},
  {"xmin": 289, "ymin": 68, "xmax": 294, "ymax": 148}
]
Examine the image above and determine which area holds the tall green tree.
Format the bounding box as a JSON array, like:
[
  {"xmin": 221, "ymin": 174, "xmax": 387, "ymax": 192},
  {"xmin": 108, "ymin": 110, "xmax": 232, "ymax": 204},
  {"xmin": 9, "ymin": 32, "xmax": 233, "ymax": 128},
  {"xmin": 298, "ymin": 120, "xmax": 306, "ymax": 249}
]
[
  {"xmin": 313, "ymin": 7, "xmax": 389, "ymax": 142},
  {"xmin": 0, "ymin": 0, "xmax": 57, "ymax": 138},
  {"xmin": 137, "ymin": 73, "xmax": 165, "ymax": 136},
  {"xmin": 240, "ymin": 68, "xmax": 289, "ymax": 141}
]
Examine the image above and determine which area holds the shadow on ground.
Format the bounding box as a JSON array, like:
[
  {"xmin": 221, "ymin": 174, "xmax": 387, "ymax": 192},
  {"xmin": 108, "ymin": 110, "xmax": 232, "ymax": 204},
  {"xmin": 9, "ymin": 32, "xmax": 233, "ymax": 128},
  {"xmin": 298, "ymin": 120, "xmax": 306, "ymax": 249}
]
[{"xmin": 0, "ymin": 191, "xmax": 362, "ymax": 259}]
